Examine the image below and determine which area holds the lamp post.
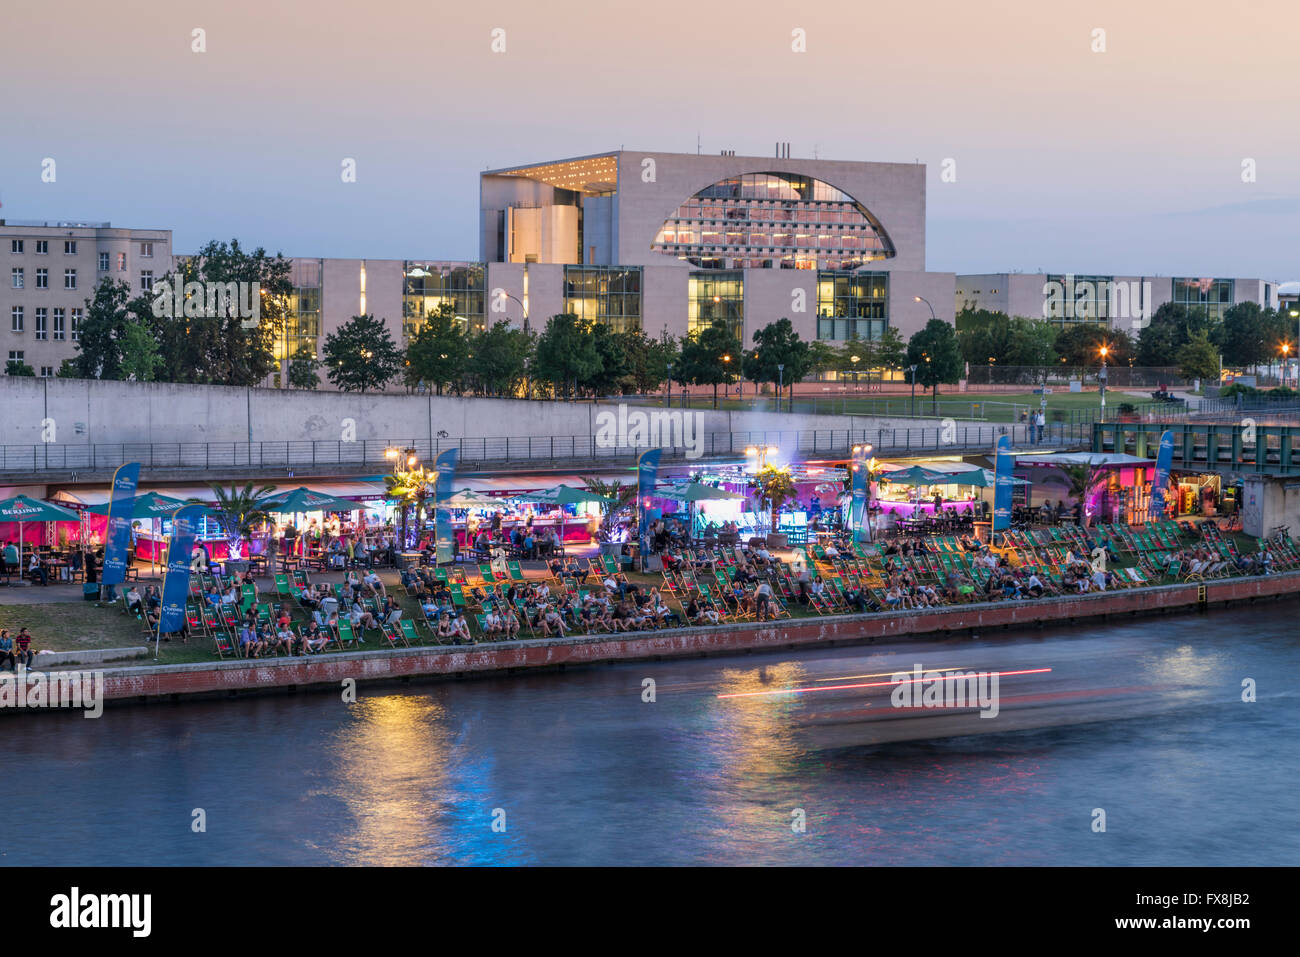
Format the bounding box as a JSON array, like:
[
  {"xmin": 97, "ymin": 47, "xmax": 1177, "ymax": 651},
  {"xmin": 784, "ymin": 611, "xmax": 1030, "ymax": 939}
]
[
  {"xmin": 850, "ymin": 354, "xmax": 860, "ymax": 390},
  {"xmin": 778, "ymin": 362, "xmax": 785, "ymax": 413},
  {"xmin": 913, "ymin": 295, "xmax": 937, "ymax": 322},
  {"xmin": 1282, "ymin": 343, "xmax": 1292, "ymax": 390},
  {"xmin": 1098, "ymin": 344, "xmax": 1109, "ymax": 421},
  {"xmin": 665, "ymin": 361, "xmax": 673, "ymax": 407},
  {"xmin": 908, "ymin": 363, "xmax": 919, "ymax": 417},
  {"xmin": 721, "ymin": 353, "xmax": 731, "ymax": 400}
]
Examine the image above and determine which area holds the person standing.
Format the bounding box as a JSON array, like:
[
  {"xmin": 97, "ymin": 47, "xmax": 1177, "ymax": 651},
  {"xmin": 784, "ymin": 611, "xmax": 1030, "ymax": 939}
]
[{"xmin": 1036, "ymin": 410, "xmax": 1046, "ymax": 445}]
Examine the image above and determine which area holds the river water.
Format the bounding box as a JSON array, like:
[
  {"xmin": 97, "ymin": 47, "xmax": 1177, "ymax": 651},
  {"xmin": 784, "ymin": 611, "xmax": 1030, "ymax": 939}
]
[{"xmin": 4, "ymin": 604, "xmax": 1297, "ymax": 866}]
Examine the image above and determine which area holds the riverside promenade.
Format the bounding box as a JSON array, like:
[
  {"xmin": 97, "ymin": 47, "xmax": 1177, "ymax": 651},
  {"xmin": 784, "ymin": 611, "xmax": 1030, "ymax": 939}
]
[{"xmin": 41, "ymin": 568, "xmax": 1300, "ymax": 709}]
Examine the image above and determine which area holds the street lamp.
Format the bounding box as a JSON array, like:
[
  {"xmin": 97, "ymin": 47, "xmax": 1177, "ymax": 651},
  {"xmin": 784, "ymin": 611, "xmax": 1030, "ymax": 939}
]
[
  {"xmin": 665, "ymin": 361, "xmax": 673, "ymax": 407},
  {"xmin": 908, "ymin": 363, "xmax": 919, "ymax": 417},
  {"xmin": 850, "ymin": 354, "xmax": 860, "ymax": 390},
  {"xmin": 913, "ymin": 295, "xmax": 937, "ymax": 321},
  {"xmin": 721, "ymin": 353, "xmax": 731, "ymax": 400},
  {"xmin": 777, "ymin": 362, "xmax": 785, "ymax": 413},
  {"xmin": 745, "ymin": 444, "xmax": 780, "ymax": 470},
  {"xmin": 1098, "ymin": 344, "xmax": 1110, "ymax": 421}
]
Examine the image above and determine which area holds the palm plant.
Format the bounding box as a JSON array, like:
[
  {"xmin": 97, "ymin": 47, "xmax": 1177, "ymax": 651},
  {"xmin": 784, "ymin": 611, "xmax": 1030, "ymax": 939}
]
[
  {"xmin": 582, "ymin": 476, "xmax": 635, "ymax": 542},
  {"xmin": 208, "ymin": 482, "xmax": 278, "ymax": 558},
  {"xmin": 385, "ymin": 466, "xmax": 436, "ymax": 547},
  {"xmin": 753, "ymin": 465, "xmax": 798, "ymax": 533}
]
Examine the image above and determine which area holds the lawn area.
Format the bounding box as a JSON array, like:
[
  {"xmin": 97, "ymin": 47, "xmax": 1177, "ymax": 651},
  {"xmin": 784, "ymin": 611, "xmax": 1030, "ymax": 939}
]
[{"xmin": 658, "ymin": 390, "xmax": 1136, "ymax": 423}]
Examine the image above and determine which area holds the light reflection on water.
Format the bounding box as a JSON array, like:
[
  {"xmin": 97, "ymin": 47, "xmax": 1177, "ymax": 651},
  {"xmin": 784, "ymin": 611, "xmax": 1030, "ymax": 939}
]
[{"xmin": 2, "ymin": 605, "xmax": 1297, "ymax": 866}]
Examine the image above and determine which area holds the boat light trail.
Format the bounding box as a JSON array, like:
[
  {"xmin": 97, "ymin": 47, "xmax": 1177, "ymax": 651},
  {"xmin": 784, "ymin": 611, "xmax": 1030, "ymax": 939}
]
[{"xmin": 717, "ymin": 668, "xmax": 1053, "ymax": 700}]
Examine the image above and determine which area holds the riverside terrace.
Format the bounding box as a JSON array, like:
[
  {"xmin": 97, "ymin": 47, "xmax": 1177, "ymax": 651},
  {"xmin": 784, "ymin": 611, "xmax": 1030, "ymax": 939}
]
[{"xmin": 4, "ymin": 518, "xmax": 1296, "ymax": 669}]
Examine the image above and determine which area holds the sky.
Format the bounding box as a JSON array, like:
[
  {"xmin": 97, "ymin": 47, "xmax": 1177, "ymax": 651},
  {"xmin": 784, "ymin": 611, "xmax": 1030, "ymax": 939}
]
[{"xmin": 3, "ymin": 0, "xmax": 1298, "ymax": 279}]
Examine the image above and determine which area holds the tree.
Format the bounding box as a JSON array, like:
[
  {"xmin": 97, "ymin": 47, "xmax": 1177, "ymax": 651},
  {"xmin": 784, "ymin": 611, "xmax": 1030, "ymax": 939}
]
[
  {"xmin": 405, "ymin": 302, "xmax": 470, "ymax": 394},
  {"xmin": 581, "ymin": 476, "xmax": 635, "ymax": 542},
  {"xmin": 586, "ymin": 322, "xmax": 629, "ymax": 397},
  {"xmin": 532, "ymin": 314, "xmax": 602, "ymax": 400},
  {"xmin": 906, "ymin": 319, "xmax": 964, "ymax": 409},
  {"xmin": 287, "ymin": 345, "xmax": 320, "ymax": 390},
  {"xmin": 678, "ymin": 319, "xmax": 741, "ymax": 408},
  {"xmin": 806, "ymin": 339, "xmax": 841, "ymax": 378},
  {"xmin": 384, "ymin": 466, "xmax": 436, "ymax": 548},
  {"xmin": 618, "ymin": 330, "xmax": 678, "ymax": 394},
  {"xmin": 75, "ymin": 277, "xmax": 135, "ymax": 379},
  {"xmin": 118, "ymin": 319, "xmax": 164, "ymax": 382},
  {"xmin": 1004, "ymin": 317, "xmax": 1058, "ymax": 379},
  {"xmin": 1134, "ymin": 302, "xmax": 1214, "ymax": 368},
  {"xmin": 4, "ymin": 360, "xmax": 35, "ymax": 377},
  {"xmin": 147, "ymin": 239, "xmax": 291, "ymax": 386},
  {"xmin": 1177, "ymin": 330, "xmax": 1221, "ymax": 382},
  {"xmin": 874, "ymin": 325, "xmax": 908, "ymax": 372},
  {"xmin": 1055, "ymin": 325, "xmax": 1133, "ymax": 371},
  {"xmin": 468, "ymin": 321, "xmax": 532, "ymax": 397},
  {"xmin": 748, "ymin": 318, "xmax": 812, "ymax": 410},
  {"xmin": 55, "ymin": 359, "xmax": 81, "ymax": 379},
  {"xmin": 834, "ymin": 337, "xmax": 875, "ymax": 384},
  {"xmin": 208, "ymin": 482, "xmax": 278, "ymax": 560},
  {"xmin": 752, "ymin": 465, "xmax": 797, "ymax": 533},
  {"xmin": 322, "ymin": 314, "xmax": 403, "ymax": 393},
  {"xmin": 1218, "ymin": 302, "xmax": 1276, "ymax": 372}
]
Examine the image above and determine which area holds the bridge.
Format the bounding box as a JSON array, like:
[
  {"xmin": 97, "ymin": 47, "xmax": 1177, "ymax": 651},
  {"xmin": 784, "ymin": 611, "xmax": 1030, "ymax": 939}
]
[
  {"xmin": 1093, "ymin": 421, "xmax": 1300, "ymax": 476},
  {"xmin": 1, "ymin": 422, "xmax": 1094, "ymax": 485}
]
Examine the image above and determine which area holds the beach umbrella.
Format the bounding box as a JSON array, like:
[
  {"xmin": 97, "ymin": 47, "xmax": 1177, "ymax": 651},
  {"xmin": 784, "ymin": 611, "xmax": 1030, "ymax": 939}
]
[
  {"xmin": 519, "ymin": 485, "xmax": 617, "ymax": 550},
  {"xmin": 0, "ymin": 495, "xmax": 80, "ymax": 571},
  {"xmin": 442, "ymin": 488, "xmax": 498, "ymax": 508},
  {"xmin": 879, "ymin": 465, "xmax": 955, "ymax": 487},
  {"xmin": 263, "ymin": 487, "xmax": 362, "ymax": 514},
  {"xmin": 654, "ymin": 482, "xmax": 745, "ymax": 502},
  {"xmin": 87, "ymin": 492, "xmax": 214, "ymax": 579}
]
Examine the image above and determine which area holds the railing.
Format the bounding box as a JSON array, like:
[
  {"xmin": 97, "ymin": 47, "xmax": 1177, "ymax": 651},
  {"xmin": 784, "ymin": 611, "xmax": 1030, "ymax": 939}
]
[
  {"xmin": 0, "ymin": 423, "xmax": 1095, "ymax": 475},
  {"xmin": 1093, "ymin": 422, "xmax": 1300, "ymax": 475}
]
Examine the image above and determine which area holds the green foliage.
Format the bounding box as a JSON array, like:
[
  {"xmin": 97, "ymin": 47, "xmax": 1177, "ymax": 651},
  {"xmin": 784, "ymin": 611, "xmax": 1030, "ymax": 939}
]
[
  {"xmin": 322, "ymin": 314, "xmax": 404, "ymax": 393},
  {"xmin": 1176, "ymin": 330, "xmax": 1221, "ymax": 382},
  {"xmin": 287, "ymin": 345, "xmax": 320, "ymax": 389},
  {"xmin": 532, "ymin": 314, "xmax": 603, "ymax": 399},
  {"xmin": 118, "ymin": 319, "xmax": 164, "ymax": 382},
  {"xmin": 753, "ymin": 465, "xmax": 798, "ymax": 528},
  {"xmin": 404, "ymin": 301, "xmax": 470, "ymax": 394},
  {"xmin": 874, "ymin": 326, "xmax": 908, "ymax": 371},
  {"xmin": 4, "ymin": 359, "xmax": 35, "ymax": 377},
  {"xmin": 1134, "ymin": 302, "xmax": 1216, "ymax": 368},
  {"xmin": 1054, "ymin": 325, "xmax": 1133, "ymax": 370},
  {"xmin": 208, "ymin": 482, "xmax": 278, "ymax": 548},
  {"xmin": 906, "ymin": 319, "xmax": 964, "ymax": 396},
  {"xmin": 467, "ymin": 321, "xmax": 532, "ymax": 397},
  {"xmin": 55, "ymin": 358, "xmax": 81, "ymax": 379},
  {"xmin": 74, "ymin": 277, "xmax": 136, "ymax": 379},
  {"xmin": 678, "ymin": 319, "xmax": 742, "ymax": 408},
  {"xmin": 747, "ymin": 318, "xmax": 812, "ymax": 405},
  {"xmin": 581, "ymin": 476, "xmax": 635, "ymax": 541}
]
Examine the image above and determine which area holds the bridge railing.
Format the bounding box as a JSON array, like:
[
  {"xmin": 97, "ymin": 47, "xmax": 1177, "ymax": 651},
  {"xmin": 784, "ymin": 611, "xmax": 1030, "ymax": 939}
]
[{"xmin": 0, "ymin": 423, "xmax": 1094, "ymax": 475}]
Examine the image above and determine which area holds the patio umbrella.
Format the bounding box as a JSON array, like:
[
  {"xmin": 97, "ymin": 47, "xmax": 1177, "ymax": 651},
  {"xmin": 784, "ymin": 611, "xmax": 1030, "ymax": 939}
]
[
  {"xmin": 654, "ymin": 482, "xmax": 745, "ymax": 502},
  {"xmin": 87, "ymin": 492, "xmax": 214, "ymax": 578},
  {"xmin": 879, "ymin": 465, "xmax": 955, "ymax": 487},
  {"xmin": 442, "ymin": 488, "xmax": 498, "ymax": 508},
  {"xmin": 0, "ymin": 495, "xmax": 80, "ymax": 573},
  {"xmin": 263, "ymin": 487, "xmax": 362, "ymax": 514},
  {"xmin": 521, "ymin": 485, "xmax": 617, "ymax": 549}
]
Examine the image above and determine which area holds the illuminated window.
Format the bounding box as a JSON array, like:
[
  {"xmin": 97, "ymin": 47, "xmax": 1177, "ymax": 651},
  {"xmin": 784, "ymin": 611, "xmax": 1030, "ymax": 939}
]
[
  {"xmin": 816, "ymin": 271, "xmax": 887, "ymax": 341},
  {"xmin": 564, "ymin": 266, "xmax": 642, "ymax": 334},
  {"xmin": 687, "ymin": 271, "xmax": 743, "ymax": 338},
  {"xmin": 653, "ymin": 172, "xmax": 895, "ymax": 270},
  {"xmin": 1173, "ymin": 278, "xmax": 1234, "ymax": 321},
  {"xmin": 402, "ymin": 262, "xmax": 486, "ymax": 338}
]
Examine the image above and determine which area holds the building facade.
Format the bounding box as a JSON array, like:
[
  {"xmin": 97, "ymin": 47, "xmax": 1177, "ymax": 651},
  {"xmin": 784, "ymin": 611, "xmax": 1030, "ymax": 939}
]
[{"xmin": 2, "ymin": 220, "xmax": 172, "ymax": 377}]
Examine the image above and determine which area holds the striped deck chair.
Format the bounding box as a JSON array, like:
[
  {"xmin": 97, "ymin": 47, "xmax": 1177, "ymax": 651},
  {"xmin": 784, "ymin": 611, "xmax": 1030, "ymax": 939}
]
[{"xmin": 336, "ymin": 619, "xmax": 361, "ymax": 650}]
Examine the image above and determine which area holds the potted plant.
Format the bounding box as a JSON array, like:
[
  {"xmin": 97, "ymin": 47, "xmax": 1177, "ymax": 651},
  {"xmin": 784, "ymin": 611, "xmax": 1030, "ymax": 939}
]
[
  {"xmin": 582, "ymin": 477, "xmax": 635, "ymax": 555},
  {"xmin": 208, "ymin": 482, "xmax": 277, "ymax": 573},
  {"xmin": 753, "ymin": 465, "xmax": 797, "ymax": 547}
]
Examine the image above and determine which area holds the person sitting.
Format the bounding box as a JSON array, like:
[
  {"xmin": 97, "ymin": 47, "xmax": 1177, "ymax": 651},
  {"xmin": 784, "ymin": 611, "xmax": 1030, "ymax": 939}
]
[
  {"xmin": 125, "ymin": 585, "xmax": 144, "ymax": 616},
  {"xmin": 450, "ymin": 613, "xmax": 472, "ymax": 644},
  {"xmin": 303, "ymin": 622, "xmax": 331, "ymax": 654},
  {"xmin": 1025, "ymin": 573, "xmax": 1045, "ymax": 598},
  {"xmin": 501, "ymin": 608, "xmax": 521, "ymax": 638},
  {"xmin": 349, "ymin": 599, "xmax": 377, "ymax": 634},
  {"xmin": 436, "ymin": 614, "xmax": 454, "ymax": 643},
  {"xmin": 238, "ymin": 622, "xmax": 263, "ymax": 658},
  {"xmin": 483, "ymin": 609, "xmax": 502, "ymax": 638},
  {"xmin": 0, "ymin": 630, "xmax": 14, "ymax": 672},
  {"xmin": 884, "ymin": 584, "xmax": 904, "ymax": 610},
  {"xmin": 542, "ymin": 607, "xmax": 567, "ymax": 637}
]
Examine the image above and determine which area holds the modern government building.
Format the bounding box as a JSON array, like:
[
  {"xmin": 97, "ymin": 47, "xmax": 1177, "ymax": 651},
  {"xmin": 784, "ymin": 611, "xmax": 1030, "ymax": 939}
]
[{"xmin": 0, "ymin": 148, "xmax": 1284, "ymax": 388}]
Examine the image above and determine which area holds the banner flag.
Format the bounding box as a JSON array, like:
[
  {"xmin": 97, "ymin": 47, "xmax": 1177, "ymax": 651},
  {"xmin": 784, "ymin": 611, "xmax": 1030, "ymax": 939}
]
[
  {"xmin": 637, "ymin": 448, "xmax": 663, "ymax": 552},
  {"xmin": 993, "ymin": 435, "xmax": 1014, "ymax": 532},
  {"xmin": 158, "ymin": 503, "xmax": 203, "ymax": 638},
  {"xmin": 1150, "ymin": 430, "xmax": 1175, "ymax": 518},
  {"xmin": 102, "ymin": 463, "xmax": 140, "ymax": 586},
  {"xmin": 433, "ymin": 448, "xmax": 459, "ymax": 563}
]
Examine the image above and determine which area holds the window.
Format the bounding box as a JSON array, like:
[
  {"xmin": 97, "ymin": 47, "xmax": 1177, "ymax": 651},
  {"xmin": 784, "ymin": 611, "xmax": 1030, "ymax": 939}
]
[
  {"xmin": 53, "ymin": 307, "xmax": 65, "ymax": 340},
  {"xmin": 34, "ymin": 307, "xmax": 47, "ymax": 340},
  {"xmin": 687, "ymin": 270, "xmax": 744, "ymax": 338},
  {"xmin": 11, "ymin": 267, "xmax": 23, "ymax": 289},
  {"xmin": 10, "ymin": 240, "xmax": 23, "ymax": 254},
  {"xmin": 34, "ymin": 240, "xmax": 48, "ymax": 255},
  {"xmin": 99, "ymin": 252, "xmax": 109, "ymax": 270},
  {"xmin": 71, "ymin": 307, "xmax": 82, "ymax": 341},
  {"xmin": 10, "ymin": 306, "xmax": 23, "ymax": 332},
  {"xmin": 64, "ymin": 268, "xmax": 76, "ymax": 289},
  {"xmin": 8, "ymin": 351, "xmax": 24, "ymax": 363},
  {"xmin": 816, "ymin": 271, "xmax": 888, "ymax": 341},
  {"xmin": 39, "ymin": 366, "xmax": 53, "ymax": 378},
  {"xmin": 64, "ymin": 240, "xmax": 77, "ymax": 255},
  {"xmin": 1043, "ymin": 275, "xmax": 1115, "ymax": 326},
  {"xmin": 1173, "ymin": 278, "xmax": 1235, "ymax": 321},
  {"xmin": 140, "ymin": 241, "xmax": 153, "ymax": 258},
  {"xmin": 140, "ymin": 270, "xmax": 154, "ymax": 292},
  {"xmin": 35, "ymin": 268, "xmax": 48, "ymax": 289},
  {"xmin": 116, "ymin": 252, "xmax": 126, "ymax": 271},
  {"xmin": 400, "ymin": 262, "xmax": 486, "ymax": 337},
  {"xmin": 653, "ymin": 172, "xmax": 895, "ymax": 270},
  {"xmin": 563, "ymin": 266, "xmax": 643, "ymax": 333}
]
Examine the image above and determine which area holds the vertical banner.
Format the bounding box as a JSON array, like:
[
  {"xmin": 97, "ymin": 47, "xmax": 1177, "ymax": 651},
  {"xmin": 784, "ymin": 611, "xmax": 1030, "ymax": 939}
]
[
  {"xmin": 992, "ymin": 435, "xmax": 1014, "ymax": 532},
  {"xmin": 850, "ymin": 449, "xmax": 870, "ymax": 542},
  {"xmin": 1149, "ymin": 429, "xmax": 1175, "ymax": 519},
  {"xmin": 433, "ymin": 448, "xmax": 459, "ymax": 565},
  {"xmin": 102, "ymin": 463, "xmax": 140, "ymax": 587},
  {"xmin": 637, "ymin": 448, "xmax": 662, "ymax": 566},
  {"xmin": 158, "ymin": 503, "xmax": 203, "ymax": 650}
]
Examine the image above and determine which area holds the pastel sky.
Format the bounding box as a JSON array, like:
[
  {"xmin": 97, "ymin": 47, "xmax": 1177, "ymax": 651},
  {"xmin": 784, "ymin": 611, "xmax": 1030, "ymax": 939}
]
[{"xmin": 3, "ymin": 0, "xmax": 1297, "ymax": 279}]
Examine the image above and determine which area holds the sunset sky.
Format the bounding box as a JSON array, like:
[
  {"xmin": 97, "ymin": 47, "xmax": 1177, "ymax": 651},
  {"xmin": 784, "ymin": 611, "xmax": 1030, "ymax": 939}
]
[{"xmin": 3, "ymin": 0, "xmax": 1297, "ymax": 278}]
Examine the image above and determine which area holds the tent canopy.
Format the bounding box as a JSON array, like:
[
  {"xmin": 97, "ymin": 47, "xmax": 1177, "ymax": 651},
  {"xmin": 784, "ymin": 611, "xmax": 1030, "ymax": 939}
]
[
  {"xmin": 263, "ymin": 487, "xmax": 364, "ymax": 514},
  {"xmin": 654, "ymin": 482, "xmax": 745, "ymax": 502},
  {"xmin": 1015, "ymin": 452, "xmax": 1154, "ymax": 467},
  {"xmin": 523, "ymin": 484, "xmax": 616, "ymax": 506},
  {"xmin": 85, "ymin": 491, "xmax": 212, "ymax": 519},
  {"xmin": 0, "ymin": 494, "xmax": 80, "ymax": 522}
]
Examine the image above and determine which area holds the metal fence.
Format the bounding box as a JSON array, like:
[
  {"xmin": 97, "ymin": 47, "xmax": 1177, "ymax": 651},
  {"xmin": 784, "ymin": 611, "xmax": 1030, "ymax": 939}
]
[{"xmin": 0, "ymin": 423, "xmax": 1096, "ymax": 476}]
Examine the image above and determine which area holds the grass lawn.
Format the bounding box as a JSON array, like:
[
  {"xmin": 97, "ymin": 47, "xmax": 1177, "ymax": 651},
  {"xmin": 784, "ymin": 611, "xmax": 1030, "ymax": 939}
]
[{"xmin": 665, "ymin": 391, "xmax": 1132, "ymax": 423}]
